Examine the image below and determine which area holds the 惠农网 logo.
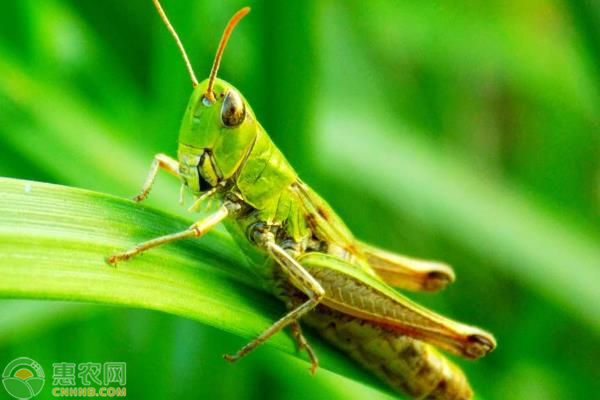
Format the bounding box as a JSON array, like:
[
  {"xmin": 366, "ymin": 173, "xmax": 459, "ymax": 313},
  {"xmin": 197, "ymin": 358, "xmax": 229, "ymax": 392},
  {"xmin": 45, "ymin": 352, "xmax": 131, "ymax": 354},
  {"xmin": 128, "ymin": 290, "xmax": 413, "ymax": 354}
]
[{"xmin": 2, "ymin": 357, "xmax": 45, "ymax": 399}]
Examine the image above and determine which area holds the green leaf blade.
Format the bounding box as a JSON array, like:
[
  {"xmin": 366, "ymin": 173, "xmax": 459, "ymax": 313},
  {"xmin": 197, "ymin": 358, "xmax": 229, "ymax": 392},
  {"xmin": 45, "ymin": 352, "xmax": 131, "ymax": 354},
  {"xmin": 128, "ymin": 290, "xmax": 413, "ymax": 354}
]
[{"xmin": 0, "ymin": 177, "xmax": 398, "ymax": 399}]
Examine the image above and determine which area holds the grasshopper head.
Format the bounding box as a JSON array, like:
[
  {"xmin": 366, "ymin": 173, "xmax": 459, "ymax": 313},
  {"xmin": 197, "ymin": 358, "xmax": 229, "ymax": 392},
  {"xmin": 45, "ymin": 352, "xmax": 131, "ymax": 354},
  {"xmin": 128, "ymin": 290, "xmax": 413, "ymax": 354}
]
[
  {"xmin": 150, "ymin": 3, "xmax": 253, "ymax": 194},
  {"xmin": 177, "ymin": 78, "xmax": 257, "ymax": 194}
]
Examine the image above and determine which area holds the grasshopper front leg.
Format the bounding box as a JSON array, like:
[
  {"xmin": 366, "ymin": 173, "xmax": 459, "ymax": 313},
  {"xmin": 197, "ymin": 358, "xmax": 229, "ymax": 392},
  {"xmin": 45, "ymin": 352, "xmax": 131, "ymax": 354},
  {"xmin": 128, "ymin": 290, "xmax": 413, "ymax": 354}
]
[
  {"xmin": 223, "ymin": 233, "xmax": 325, "ymax": 371},
  {"xmin": 133, "ymin": 153, "xmax": 180, "ymax": 202},
  {"xmin": 107, "ymin": 204, "xmax": 229, "ymax": 265}
]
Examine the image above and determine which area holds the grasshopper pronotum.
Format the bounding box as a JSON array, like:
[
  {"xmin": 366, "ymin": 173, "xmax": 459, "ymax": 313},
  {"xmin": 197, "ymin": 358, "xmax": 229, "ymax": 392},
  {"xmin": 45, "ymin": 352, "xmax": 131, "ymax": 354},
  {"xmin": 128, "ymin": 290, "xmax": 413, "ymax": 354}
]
[{"xmin": 108, "ymin": 2, "xmax": 496, "ymax": 399}]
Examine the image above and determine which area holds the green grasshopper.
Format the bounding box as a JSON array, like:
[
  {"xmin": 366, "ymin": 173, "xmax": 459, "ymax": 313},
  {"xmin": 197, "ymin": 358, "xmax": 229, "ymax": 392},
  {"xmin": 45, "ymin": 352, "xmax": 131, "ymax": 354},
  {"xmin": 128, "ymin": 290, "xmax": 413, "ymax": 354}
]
[{"xmin": 108, "ymin": 2, "xmax": 496, "ymax": 399}]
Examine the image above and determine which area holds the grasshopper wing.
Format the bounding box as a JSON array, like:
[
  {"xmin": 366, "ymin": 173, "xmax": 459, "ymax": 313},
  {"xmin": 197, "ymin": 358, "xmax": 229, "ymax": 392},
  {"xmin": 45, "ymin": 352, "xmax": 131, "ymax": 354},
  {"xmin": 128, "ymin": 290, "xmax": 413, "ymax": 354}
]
[
  {"xmin": 359, "ymin": 242, "xmax": 455, "ymax": 292},
  {"xmin": 293, "ymin": 182, "xmax": 456, "ymax": 292},
  {"xmin": 292, "ymin": 182, "xmax": 356, "ymax": 248},
  {"xmin": 297, "ymin": 252, "xmax": 496, "ymax": 360}
]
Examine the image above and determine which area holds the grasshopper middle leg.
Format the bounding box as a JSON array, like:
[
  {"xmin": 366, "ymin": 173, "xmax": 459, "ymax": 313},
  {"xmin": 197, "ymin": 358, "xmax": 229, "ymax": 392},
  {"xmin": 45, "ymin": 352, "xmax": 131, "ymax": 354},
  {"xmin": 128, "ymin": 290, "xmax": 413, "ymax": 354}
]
[
  {"xmin": 290, "ymin": 321, "xmax": 319, "ymax": 374},
  {"xmin": 223, "ymin": 234, "xmax": 325, "ymax": 370}
]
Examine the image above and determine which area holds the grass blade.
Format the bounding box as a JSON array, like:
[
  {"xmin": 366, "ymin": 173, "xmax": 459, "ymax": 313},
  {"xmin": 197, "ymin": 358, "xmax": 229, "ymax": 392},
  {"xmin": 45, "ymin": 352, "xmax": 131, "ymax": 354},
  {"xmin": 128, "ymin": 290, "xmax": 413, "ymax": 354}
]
[{"xmin": 0, "ymin": 177, "xmax": 399, "ymax": 399}]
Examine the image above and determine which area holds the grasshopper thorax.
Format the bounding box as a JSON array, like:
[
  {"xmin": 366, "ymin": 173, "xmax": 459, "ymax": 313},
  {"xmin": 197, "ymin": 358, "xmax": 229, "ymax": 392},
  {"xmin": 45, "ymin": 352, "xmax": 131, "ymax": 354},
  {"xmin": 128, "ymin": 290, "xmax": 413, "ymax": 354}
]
[{"xmin": 178, "ymin": 78, "xmax": 257, "ymax": 194}]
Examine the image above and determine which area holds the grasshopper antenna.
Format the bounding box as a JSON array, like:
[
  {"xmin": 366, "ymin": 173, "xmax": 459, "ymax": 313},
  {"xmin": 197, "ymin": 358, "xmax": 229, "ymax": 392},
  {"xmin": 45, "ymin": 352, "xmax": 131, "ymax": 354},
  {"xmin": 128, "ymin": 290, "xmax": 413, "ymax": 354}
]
[
  {"xmin": 205, "ymin": 7, "xmax": 251, "ymax": 102},
  {"xmin": 151, "ymin": 0, "xmax": 199, "ymax": 87}
]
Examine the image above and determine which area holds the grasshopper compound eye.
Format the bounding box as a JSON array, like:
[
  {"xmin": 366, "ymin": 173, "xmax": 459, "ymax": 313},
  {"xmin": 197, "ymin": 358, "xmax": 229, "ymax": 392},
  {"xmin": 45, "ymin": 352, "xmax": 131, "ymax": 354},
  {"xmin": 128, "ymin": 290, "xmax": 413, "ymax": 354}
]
[{"xmin": 221, "ymin": 90, "xmax": 245, "ymax": 127}]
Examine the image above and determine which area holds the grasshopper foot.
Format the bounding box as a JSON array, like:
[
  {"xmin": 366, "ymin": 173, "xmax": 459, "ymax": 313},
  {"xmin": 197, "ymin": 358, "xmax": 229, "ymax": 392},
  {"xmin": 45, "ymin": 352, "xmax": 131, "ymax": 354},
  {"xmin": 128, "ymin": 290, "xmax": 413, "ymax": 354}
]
[
  {"xmin": 106, "ymin": 251, "xmax": 133, "ymax": 266},
  {"xmin": 105, "ymin": 256, "xmax": 118, "ymax": 267},
  {"xmin": 132, "ymin": 193, "xmax": 147, "ymax": 203},
  {"xmin": 222, "ymin": 353, "xmax": 239, "ymax": 363},
  {"xmin": 307, "ymin": 354, "xmax": 319, "ymax": 375}
]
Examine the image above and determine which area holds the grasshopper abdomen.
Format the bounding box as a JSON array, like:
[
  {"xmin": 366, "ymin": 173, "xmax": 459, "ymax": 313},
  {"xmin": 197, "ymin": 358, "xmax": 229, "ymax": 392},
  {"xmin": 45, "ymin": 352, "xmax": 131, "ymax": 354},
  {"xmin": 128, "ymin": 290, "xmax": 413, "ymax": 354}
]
[{"xmin": 303, "ymin": 306, "xmax": 473, "ymax": 400}]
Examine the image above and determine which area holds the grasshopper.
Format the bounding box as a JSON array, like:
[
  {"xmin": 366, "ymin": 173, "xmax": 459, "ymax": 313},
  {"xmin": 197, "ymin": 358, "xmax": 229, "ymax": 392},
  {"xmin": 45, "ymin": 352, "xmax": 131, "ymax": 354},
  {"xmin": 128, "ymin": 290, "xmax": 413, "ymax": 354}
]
[{"xmin": 108, "ymin": 2, "xmax": 496, "ymax": 399}]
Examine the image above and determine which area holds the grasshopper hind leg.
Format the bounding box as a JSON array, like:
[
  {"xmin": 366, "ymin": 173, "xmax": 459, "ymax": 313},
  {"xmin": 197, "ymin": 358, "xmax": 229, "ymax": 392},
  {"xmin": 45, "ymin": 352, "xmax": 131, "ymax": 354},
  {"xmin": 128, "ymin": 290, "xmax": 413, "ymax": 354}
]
[{"xmin": 359, "ymin": 241, "xmax": 456, "ymax": 292}]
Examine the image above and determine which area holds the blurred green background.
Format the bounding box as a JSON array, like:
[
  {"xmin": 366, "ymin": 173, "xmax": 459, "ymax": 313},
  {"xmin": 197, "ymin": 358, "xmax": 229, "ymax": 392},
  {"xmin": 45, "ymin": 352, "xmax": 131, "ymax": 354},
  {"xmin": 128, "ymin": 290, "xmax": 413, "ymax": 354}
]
[{"xmin": 1, "ymin": 0, "xmax": 599, "ymax": 399}]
